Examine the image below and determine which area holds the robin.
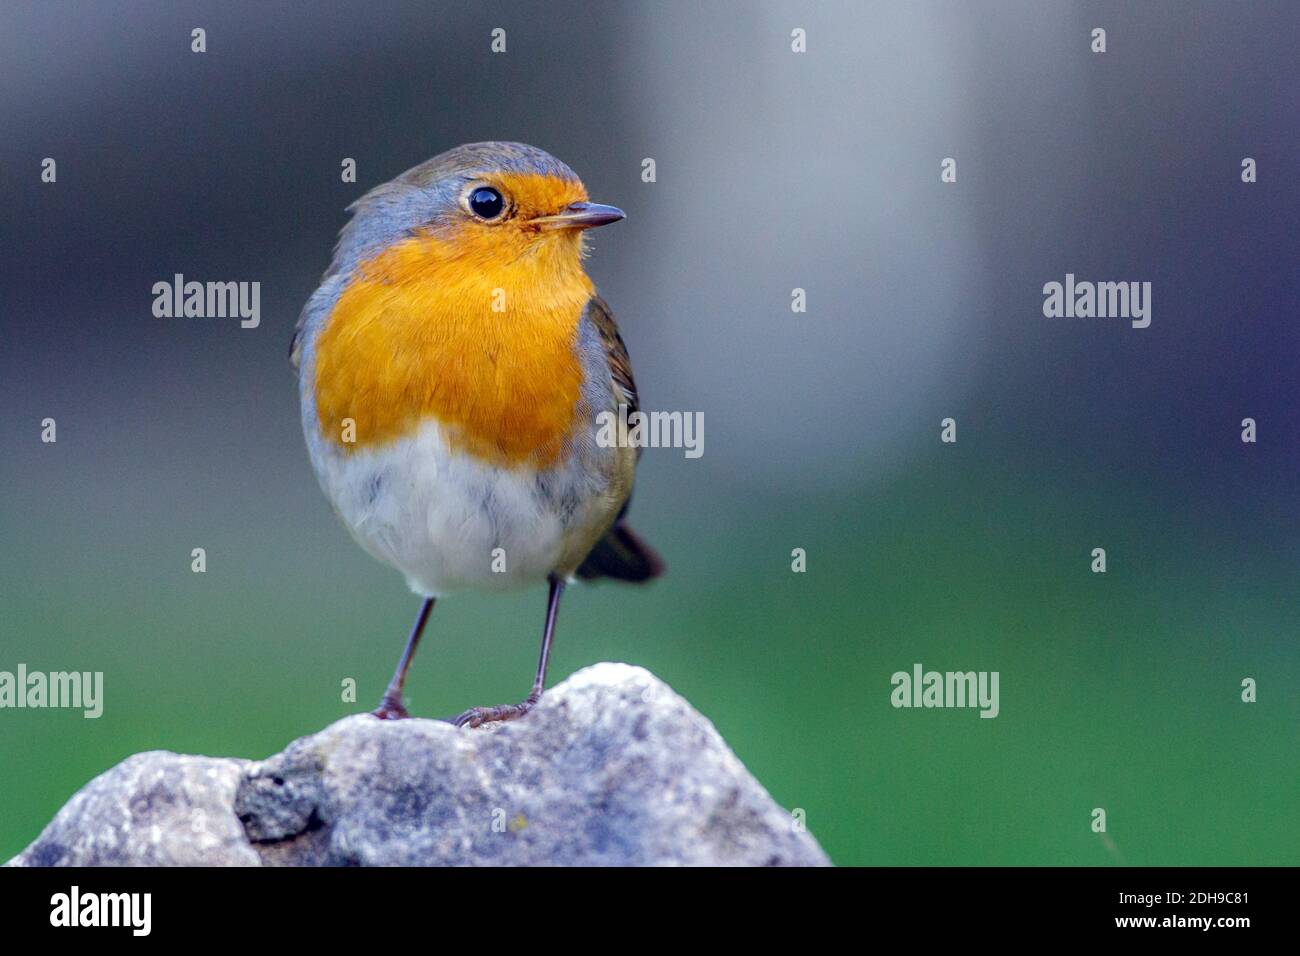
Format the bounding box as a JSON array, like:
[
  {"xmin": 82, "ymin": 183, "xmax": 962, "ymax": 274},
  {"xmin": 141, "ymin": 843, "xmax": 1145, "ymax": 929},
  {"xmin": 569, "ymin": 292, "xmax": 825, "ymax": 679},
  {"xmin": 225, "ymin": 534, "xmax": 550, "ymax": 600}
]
[{"xmin": 290, "ymin": 142, "xmax": 663, "ymax": 728}]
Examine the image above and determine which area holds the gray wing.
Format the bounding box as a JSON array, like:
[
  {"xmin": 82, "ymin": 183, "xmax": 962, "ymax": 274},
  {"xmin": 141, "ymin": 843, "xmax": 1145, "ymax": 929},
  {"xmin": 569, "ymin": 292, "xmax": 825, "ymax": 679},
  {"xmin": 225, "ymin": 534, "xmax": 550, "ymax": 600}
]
[{"xmin": 575, "ymin": 294, "xmax": 664, "ymax": 583}]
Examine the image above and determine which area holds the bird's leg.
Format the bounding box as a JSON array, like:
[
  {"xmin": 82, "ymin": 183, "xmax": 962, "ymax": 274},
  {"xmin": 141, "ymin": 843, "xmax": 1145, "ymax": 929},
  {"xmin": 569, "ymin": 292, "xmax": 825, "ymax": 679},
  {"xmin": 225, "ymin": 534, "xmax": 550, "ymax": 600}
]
[
  {"xmin": 371, "ymin": 597, "xmax": 435, "ymax": 720},
  {"xmin": 453, "ymin": 576, "xmax": 565, "ymax": 729}
]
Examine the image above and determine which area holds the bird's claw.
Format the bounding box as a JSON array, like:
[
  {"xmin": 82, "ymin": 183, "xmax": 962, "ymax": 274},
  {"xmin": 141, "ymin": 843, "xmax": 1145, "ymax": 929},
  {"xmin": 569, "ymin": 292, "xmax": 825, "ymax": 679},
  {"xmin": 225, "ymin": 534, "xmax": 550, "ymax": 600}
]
[
  {"xmin": 452, "ymin": 707, "xmax": 487, "ymax": 729},
  {"xmin": 452, "ymin": 696, "xmax": 539, "ymax": 729},
  {"xmin": 371, "ymin": 697, "xmax": 410, "ymax": 720}
]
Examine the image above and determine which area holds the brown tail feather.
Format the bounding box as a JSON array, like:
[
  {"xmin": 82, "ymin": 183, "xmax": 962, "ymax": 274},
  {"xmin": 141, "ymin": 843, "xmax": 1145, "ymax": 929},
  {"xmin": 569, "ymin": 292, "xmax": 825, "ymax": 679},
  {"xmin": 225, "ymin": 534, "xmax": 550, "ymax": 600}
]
[{"xmin": 576, "ymin": 524, "xmax": 665, "ymax": 583}]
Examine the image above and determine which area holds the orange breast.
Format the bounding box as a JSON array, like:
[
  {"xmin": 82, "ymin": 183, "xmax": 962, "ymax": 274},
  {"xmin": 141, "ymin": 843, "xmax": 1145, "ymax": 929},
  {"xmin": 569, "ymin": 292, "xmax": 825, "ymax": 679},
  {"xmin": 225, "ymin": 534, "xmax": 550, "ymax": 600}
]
[{"xmin": 312, "ymin": 228, "xmax": 593, "ymax": 468}]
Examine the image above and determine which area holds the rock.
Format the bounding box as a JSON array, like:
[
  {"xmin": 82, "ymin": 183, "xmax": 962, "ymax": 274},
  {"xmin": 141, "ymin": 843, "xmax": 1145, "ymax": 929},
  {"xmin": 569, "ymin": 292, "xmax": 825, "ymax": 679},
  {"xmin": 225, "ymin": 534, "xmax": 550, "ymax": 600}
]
[
  {"xmin": 8, "ymin": 663, "xmax": 830, "ymax": 866},
  {"xmin": 9, "ymin": 753, "xmax": 260, "ymax": 867}
]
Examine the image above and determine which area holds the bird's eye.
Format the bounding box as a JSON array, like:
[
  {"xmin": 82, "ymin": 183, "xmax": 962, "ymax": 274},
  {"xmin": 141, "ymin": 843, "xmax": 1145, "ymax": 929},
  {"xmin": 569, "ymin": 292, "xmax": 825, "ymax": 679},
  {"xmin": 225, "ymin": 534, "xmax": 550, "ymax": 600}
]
[{"xmin": 468, "ymin": 186, "xmax": 506, "ymax": 221}]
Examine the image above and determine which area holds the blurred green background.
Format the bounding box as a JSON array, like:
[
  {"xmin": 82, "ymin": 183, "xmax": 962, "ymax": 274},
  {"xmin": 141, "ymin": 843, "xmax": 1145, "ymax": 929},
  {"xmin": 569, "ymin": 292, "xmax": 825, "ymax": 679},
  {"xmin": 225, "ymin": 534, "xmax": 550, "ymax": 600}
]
[
  {"xmin": 4, "ymin": 450, "xmax": 1297, "ymax": 865},
  {"xmin": 2, "ymin": 1, "xmax": 1298, "ymax": 865}
]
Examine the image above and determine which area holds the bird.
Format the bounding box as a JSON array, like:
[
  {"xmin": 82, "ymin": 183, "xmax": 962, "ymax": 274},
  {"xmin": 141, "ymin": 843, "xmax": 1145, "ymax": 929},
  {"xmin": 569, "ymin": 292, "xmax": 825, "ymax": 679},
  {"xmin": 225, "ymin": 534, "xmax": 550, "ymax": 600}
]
[{"xmin": 290, "ymin": 142, "xmax": 663, "ymax": 728}]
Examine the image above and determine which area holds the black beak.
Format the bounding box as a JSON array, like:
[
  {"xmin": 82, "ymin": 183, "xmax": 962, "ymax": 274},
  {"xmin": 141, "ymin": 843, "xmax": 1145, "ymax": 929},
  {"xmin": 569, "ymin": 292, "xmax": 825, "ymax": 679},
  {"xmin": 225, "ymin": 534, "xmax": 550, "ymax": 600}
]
[{"xmin": 534, "ymin": 201, "xmax": 626, "ymax": 230}]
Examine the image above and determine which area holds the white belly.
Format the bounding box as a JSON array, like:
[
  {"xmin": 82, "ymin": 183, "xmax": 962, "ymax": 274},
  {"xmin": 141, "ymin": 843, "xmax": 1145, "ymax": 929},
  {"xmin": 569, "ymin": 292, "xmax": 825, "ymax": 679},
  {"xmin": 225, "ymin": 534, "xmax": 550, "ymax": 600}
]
[{"xmin": 305, "ymin": 418, "xmax": 622, "ymax": 597}]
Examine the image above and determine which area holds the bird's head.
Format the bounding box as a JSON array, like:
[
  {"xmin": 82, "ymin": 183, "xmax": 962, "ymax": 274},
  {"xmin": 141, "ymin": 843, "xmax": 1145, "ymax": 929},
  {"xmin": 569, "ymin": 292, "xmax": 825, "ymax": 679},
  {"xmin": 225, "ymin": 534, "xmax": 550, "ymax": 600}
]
[{"xmin": 332, "ymin": 142, "xmax": 624, "ymax": 283}]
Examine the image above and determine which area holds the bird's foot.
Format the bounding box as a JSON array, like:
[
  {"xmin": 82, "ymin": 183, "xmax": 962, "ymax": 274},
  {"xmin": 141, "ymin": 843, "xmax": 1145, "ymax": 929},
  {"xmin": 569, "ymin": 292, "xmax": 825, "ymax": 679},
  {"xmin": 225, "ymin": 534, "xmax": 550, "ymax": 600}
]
[
  {"xmin": 371, "ymin": 695, "xmax": 410, "ymax": 720},
  {"xmin": 452, "ymin": 692, "xmax": 541, "ymax": 729}
]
